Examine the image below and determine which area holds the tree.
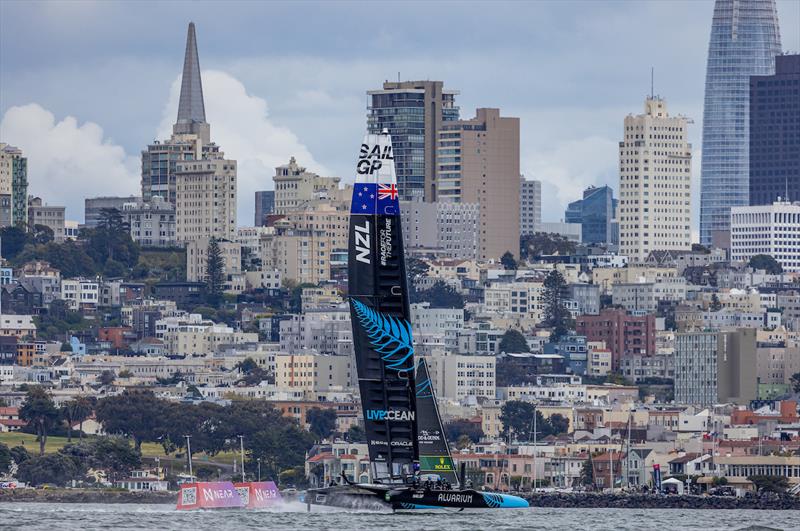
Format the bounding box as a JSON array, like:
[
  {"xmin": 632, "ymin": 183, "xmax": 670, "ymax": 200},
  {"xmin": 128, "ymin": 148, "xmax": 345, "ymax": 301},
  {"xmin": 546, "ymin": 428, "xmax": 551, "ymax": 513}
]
[
  {"xmin": 710, "ymin": 293, "xmax": 722, "ymax": 312},
  {"xmin": 0, "ymin": 443, "xmax": 10, "ymax": 474},
  {"xmin": 9, "ymin": 446, "xmax": 30, "ymax": 467},
  {"xmin": 19, "ymin": 386, "xmax": 60, "ymax": 456},
  {"xmin": 748, "ymin": 254, "xmax": 783, "ymax": 275},
  {"xmin": 790, "ymin": 372, "xmax": 800, "ymax": 394},
  {"xmin": 16, "ymin": 453, "xmax": 79, "ymax": 487},
  {"xmin": 83, "ymin": 208, "xmax": 139, "ymax": 274},
  {"xmin": 748, "ymin": 475, "xmax": 789, "ymax": 493},
  {"xmin": 346, "ymin": 424, "xmax": 366, "ymax": 443},
  {"xmin": 61, "ymin": 438, "xmax": 141, "ymax": 482},
  {"xmin": 0, "ymin": 226, "xmax": 31, "ymax": 260},
  {"xmin": 499, "ymin": 401, "xmax": 536, "ymax": 441},
  {"xmin": 415, "ymin": 280, "xmax": 464, "ymax": 309},
  {"xmin": 96, "ymin": 390, "xmax": 163, "ymax": 451},
  {"xmin": 234, "ymin": 357, "xmax": 274, "ymax": 386},
  {"xmin": 580, "ymin": 458, "xmax": 594, "ymax": 487},
  {"xmin": 543, "ymin": 269, "xmax": 571, "ymax": 340},
  {"xmin": 205, "ymin": 238, "xmax": 226, "ymax": 307},
  {"xmin": 501, "ymin": 251, "xmax": 517, "ymax": 270},
  {"xmin": 445, "ymin": 419, "xmax": 484, "ymax": 444},
  {"xmin": 31, "ymin": 224, "xmax": 55, "ymax": 245},
  {"xmin": 97, "ymin": 370, "xmax": 116, "ymax": 387},
  {"xmin": 306, "ymin": 408, "xmax": 337, "ymax": 440},
  {"xmin": 456, "ymin": 435, "xmax": 473, "ymax": 450},
  {"xmin": 60, "ymin": 397, "xmax": 93, "ymax": 442},
  {"xmin": 548, "ymin": 413, "xmax": 569, "ymax": 436},
  {"xmin": 520, "ymin": 232, "xmax": 576, "ymax": 259},
  {"xmin": 498, "ymin": 329, "xmax": 530, "ymax": 353}
]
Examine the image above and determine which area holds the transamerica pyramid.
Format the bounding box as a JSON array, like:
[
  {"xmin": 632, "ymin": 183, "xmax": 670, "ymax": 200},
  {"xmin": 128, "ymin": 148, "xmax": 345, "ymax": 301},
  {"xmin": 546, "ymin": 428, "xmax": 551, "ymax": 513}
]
[{"xmin": 173, "ymin": 22, "xmax": 210, "ymax": 145}]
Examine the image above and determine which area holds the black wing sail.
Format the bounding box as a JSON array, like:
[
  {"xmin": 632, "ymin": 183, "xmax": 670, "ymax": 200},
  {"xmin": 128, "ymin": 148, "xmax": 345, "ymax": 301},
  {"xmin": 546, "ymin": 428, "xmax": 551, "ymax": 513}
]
[
  {"xmin": 415, "ymin": 358, "xmax": 459, "ymax": 486},
  {"xmin": 349, "ymin": 131, "xmax": 418, "ymax": 483}
]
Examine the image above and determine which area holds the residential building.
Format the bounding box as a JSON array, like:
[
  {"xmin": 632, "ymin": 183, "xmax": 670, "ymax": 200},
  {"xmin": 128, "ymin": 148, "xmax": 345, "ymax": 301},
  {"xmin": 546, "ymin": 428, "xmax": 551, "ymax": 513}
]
[
  {"xmin": 259, "ymin": 223, "xmax": 331, "ymax": 285},
  {"xmin": 122, "ymin": 196, "xmax": 176, "ymax": 247},
  {"xmin": 0, "ymin": 143, "xmax": 28, "ymax": 228},
  {"xmin": 61, "ymin": 278, "xmax": 99, "ymax": 311},
  {"xmin": 674, "ymin": 329, "xmax": 758, "ymax": 406},
  {"xmin": 275, "ymin": 353, "xmax": 353, "ymax": 392},
  {"xmin": 730, "ymin": 200, "xmax": 800, "ymax": 272},
  {"xmin": 254, "ymin": 190, "xmax": 275, "ymax": 226},
  {"xmin": 618, "ymin": 97, "xmax": 692, "ymax": 261},
  {"xmin": 749, "ymin": 55, "xmax": 800, "ymax": 206},
  {"xmin": 699, "ymin": 0, "xmax": 782, "ymax": 245},
  {"xmin": 564, "ymin": 185, "xmax": 617, "ymax": 245},
  {"xmin": 27, "ymin": 197, "xmax": 65, "ymax": 242},
  {"xmin": 520, "ymin": 178, "xmax": 542, "ymax": 236},
  {"xmin": 367, "ymin": 80, "xmax": 459, "ymax": 201},
  {"xmin": 437, "ymin": 108, "xmax": 520, "ymax": 261},
  {"xmin": 174, "ymin": 154, "xmax": 237, "ymax": 244},
  {"xmin": 400, "ymin": 200, "xmax": 479, "ymax": 259},
  {"xmin": 272, "ymin": 157, "xmax": 340, "ymax": 215},
  {"xmin": 422, "ymin": 352, "xmax": 496, "ymax": 400},
  {"xmin": 84, "ymin": 196, "xmax": 139, "ymax": 228},
  {"xmin": 0, "ymin": 315, "xmax": 36, "ymax": 339},
  {"xmin": 576, "ymin": 309, "xmax": 656, "ymax": 370},
  {"xmin": 484, "ymin": 280, "xmax": 546, "ymax": 322},
  {"xmin": 185, "ymin": 237, "xmax": 242, "ymax": 292}
]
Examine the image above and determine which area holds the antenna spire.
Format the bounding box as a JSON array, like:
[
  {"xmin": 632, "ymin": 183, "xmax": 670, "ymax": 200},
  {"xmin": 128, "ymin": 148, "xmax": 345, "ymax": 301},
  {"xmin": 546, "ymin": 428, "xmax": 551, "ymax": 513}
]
[{"xmin": 650, "ymin": 67, "xmax": 654, "ymax": 99}]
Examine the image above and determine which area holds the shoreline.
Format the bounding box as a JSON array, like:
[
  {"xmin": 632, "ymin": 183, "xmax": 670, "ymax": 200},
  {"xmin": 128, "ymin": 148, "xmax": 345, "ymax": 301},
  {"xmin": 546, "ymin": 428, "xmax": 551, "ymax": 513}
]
[{"xmin": 1, "ymin": 489, "xmax": 799, "ymax": 510}]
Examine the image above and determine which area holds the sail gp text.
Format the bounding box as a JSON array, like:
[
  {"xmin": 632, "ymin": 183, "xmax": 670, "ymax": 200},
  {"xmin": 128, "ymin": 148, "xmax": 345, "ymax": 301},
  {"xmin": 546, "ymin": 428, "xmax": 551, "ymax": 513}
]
[{"xmin": 379, "ymin": 218, "xmax": 392, "ymax": 266}]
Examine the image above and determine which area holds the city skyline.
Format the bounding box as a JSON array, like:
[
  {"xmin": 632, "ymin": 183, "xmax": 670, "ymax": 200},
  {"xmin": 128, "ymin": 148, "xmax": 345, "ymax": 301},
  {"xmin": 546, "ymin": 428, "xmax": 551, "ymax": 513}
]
[{"xmin": 0, "ymin": 0, "xmax": 798, "ymax": 231}]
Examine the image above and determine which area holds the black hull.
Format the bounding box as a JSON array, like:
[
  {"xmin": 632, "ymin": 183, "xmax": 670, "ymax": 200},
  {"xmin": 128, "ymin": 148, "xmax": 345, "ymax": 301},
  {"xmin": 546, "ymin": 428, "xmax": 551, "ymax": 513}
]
[{"xmin": 304, "ymin": 484, "xmax": 528, "ymax": 510}]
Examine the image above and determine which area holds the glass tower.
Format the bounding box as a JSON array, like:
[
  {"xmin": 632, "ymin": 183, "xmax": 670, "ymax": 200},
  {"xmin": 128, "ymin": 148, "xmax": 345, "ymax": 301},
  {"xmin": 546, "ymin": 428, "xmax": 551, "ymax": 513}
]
[
  {"xmin": 367, "ymin": 81, "xmax": 459, "ymax": 201},
  {"xmin": 699, "ymin": 0, "xmax": 781, "ymax": 245},
  {"xmin": 564, "ymin": 185, "xmax": 616, "ymax": 245}
]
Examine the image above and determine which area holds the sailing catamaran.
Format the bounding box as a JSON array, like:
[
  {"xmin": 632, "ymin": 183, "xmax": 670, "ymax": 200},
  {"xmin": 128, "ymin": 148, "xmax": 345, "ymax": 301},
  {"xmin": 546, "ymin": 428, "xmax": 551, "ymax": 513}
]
[{"xmin": 305, "ymin": 131, "xmax": 527, "ymax": 511}]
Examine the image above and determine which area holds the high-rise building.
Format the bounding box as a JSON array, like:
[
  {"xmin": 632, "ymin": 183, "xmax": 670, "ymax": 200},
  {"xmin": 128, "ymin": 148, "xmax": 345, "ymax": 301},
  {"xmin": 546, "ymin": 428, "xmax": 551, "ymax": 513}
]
[
  {"xmin": 272, "ymin": 157, "xmax": 340, "ymax": 215},
  {"xmin": 576, "ymin": 308, "xmax": 656, "ymax": 371},
  {"xmin": 367, "ymin": 80, "xmax": 459, "ymax": 201},
  {"xmin": 730, "ymin": 200, "xmax": 800, "ymax": 272},
  {"xmin": 749, "ymin": 54, "xmax": 799, "ymax": 206},
  {"xmin": 520, "ymin": 178, "xmax": 542, "ymax": 236},
  {"xmin": 84, "ymin": 196, "xmax": 140, "ymax": 228},
  {"xmin": 175, "ymin": 155, "xmax": 237, "ymax": 243},
  {"xmin": 400, "ymin": 200, "xmax": 479, "ymax": 259},
  {"xmin": 674, "ymin": 329, "xmax": 757, "ymax": 406},
  {"xmin": 254, "ymin": 190, "xmax": 275, "ymax": 226},
  {"xmin": 437, "ymin": 108, "xmax": 520, "ymax": 261},
  {"xmin": 618, "ymin": 97, "xmax": 692, "ymax": 262},
  {"xmin": 145, "ymin": 23, "xmax": 236, "ymax": 244},
  {"xmin": 563, "ymin": 185, "xmax": 617, "ymax": 245},
  {"xmin": 699, "ymin": 0, "xmax": 782, "ymax": 246},
  {"xmin": 27, "ymin": 197, "xmax": 65, "ymax": 242},
  {"xmin": 0, "ymin": 143, "xmax": 28, "ymax": 228},
  {"xmin": 142, "ymin": 21, "xmax": 235, "ymax": 227}
]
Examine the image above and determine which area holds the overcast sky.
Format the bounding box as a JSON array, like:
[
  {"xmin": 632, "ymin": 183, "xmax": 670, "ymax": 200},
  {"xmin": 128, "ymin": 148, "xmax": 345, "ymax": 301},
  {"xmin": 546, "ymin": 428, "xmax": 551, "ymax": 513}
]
[{"xmin": 1, "ymin": 0, "xmax": 798, "ymax": 229}]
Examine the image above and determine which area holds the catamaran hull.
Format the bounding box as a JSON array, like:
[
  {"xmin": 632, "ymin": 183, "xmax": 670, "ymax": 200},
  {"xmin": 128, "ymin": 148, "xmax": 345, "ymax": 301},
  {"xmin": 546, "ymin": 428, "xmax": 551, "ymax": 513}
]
[{"xmin": 304, "ymin": 484, "xmax": 528, "ymax": 511}]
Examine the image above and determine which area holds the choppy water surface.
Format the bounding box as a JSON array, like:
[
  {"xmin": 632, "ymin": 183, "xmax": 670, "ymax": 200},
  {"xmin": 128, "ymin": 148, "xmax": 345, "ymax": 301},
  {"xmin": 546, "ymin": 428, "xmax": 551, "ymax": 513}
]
[{"xmin": 1, "ymin": 502, "xmax": 799, "ymax": 530}]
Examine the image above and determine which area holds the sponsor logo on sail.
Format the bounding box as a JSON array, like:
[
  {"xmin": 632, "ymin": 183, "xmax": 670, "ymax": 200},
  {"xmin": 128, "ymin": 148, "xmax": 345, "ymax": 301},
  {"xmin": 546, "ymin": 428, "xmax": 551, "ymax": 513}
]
[
  {"xmin": 357, "ymin": 143, "xmax": 394, "ymax": 175},
  {"xmin": 379, "ymin": 217, "xmax": 392, "ymax": 266},
  {"xmin": 417, "ymin": 429, "xmax": 441, "ymax": 442},
  {"xmin": 366, "ymin": 409, "xmax": 415, "ymax": 422}
]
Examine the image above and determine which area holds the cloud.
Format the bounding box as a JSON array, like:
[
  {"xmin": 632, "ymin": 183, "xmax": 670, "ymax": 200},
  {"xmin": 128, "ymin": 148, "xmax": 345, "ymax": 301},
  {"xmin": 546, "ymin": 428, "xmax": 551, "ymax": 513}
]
[
  {"xmin": 157, "ymin": 70, "xmax": 328, "ymax": 226},
  {"xmin": 0, "ymin": 103, "xmax": 139, "ymax": 221}
]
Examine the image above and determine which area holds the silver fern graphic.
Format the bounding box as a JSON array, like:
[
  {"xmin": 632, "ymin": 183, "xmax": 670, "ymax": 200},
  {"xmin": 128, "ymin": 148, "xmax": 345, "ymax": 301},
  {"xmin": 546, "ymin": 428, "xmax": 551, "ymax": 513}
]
[{"xmin": 351, "ymin": 298, "xmax": 414, "ymax": 371}]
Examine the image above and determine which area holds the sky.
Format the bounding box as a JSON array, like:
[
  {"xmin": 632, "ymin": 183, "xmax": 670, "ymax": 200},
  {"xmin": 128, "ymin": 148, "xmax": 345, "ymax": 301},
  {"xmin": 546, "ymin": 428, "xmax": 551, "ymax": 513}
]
[{"xmin": 1, "ymin": 0, "xmax": 798, "ymax": 231}]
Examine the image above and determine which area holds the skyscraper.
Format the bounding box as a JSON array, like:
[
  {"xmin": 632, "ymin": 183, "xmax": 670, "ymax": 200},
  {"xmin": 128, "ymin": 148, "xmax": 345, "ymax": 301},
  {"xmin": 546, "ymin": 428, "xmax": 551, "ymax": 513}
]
[
  {"xmin": 367, "ymin": 81, "xmax": 459, "ymax": 201},
  {"xmin": 141, "ymin": 22, "xmax": 220, "ymax": 205},
  {"xmin": 699, "ymin": 0, "xmax": 782, "ymax": 246},
  {"xmin": 564, "ymin": 185, "xmax": 617, "ymax": 245},
  {"xmin": 0, "ymin": 143, "xmax": 27, "ymax": 228},
  {"xmin": 520, "ymin": 177, "xmax": 542, "ymax": 236},
  {"xmin": 749, "ymin": 54, "xmax": 799, "ymax": 205},
  {"xmin": 618, "ymin": 97, "xmax": 692, "ymax": 262},
  {"xmin": 254, "ymin": 190, "xmax": 275, "ymax": 226},
  {"xmin": 142, "ymin": 23, "xmax": 236, "ymax": 244},
  {"xmin": 437, "ymin": 108, "xmax": 520, "ymax": 261}
]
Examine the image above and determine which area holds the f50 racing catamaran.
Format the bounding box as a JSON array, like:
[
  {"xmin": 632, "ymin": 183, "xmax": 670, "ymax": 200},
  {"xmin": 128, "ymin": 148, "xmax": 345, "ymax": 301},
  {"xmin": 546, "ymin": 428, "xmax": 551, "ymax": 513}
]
[{"xmin": 305, "ymin": 131, "xmax": 527, "ymax": 511}]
